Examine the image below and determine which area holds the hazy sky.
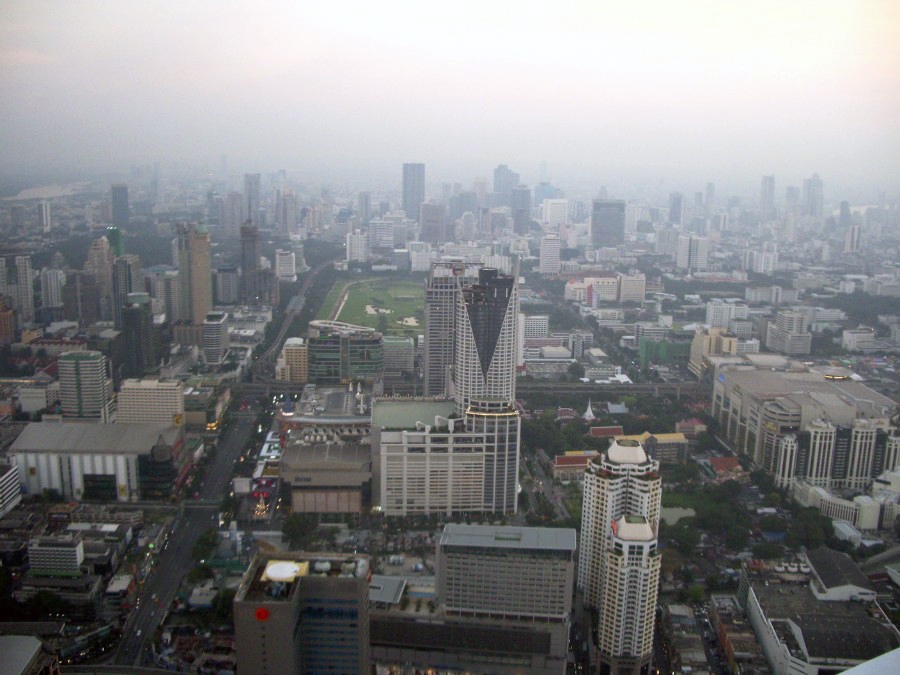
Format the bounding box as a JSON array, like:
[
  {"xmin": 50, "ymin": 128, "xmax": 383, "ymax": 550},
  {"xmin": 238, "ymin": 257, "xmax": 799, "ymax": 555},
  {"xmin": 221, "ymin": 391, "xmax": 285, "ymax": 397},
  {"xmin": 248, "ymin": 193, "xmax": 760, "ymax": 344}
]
[{"xmin": 2, "ymin": 0, "xmax": 899, "ymax": 194}]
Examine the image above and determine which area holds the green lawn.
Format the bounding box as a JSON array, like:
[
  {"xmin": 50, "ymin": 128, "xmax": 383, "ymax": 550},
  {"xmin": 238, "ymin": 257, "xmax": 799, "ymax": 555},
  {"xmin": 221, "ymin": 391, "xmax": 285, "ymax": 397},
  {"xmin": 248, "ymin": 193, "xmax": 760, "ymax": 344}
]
[
  {"xmin": 317, "ymin": 280, "xmax": 353, "ymax": 321},
  {"xmin": 331, "ymin": 278, "xmax": 425, "ymax": 336}
]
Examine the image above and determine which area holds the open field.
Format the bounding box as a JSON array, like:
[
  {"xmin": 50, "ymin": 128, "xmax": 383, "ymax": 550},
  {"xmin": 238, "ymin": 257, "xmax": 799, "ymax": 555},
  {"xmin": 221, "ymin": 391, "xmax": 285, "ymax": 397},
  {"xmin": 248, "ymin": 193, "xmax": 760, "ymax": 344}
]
[{"xmin": 319, "ymin": 277, "xmax": 425, "ymax": 336}]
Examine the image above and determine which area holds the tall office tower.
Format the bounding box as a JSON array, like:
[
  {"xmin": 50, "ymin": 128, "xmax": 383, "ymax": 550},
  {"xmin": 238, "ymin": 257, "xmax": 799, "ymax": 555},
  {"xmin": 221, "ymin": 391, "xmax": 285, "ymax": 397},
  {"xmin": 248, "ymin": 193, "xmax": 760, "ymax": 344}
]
[
  {"xmin": 580, "ymin": 439, "xmax": 661, "ymax": 674},
  {"xmin": 844, "ymin": 224, "xmax": 862, "ymax": 253},
  {"xmin": 239, "ymin": 224, "xmax": 261, "ymax": 304},
  {"xmin": 802, "ymin": 173, "xmax": 824, "ymax": 220},
  {"xmin": 221, "ymin": 191, "xmax": 244, "ymax": 236},
  {"xmin": 202, "ymin": 311, "xmax": 229, "ymax": 365},
  {"xmin": 58, "ymin": 351, "xmax": 113, "ymax": 422},
  {"xmin": 419, "ymin": 203, "xmax": 448, "ymax": 244},
  {"xmin": 176, "ymin": 223, "xmax": 213, "ymax": 325},
  {"xmin": 243, "ymin": 173, "xmax": 261, "ymax": 223},
  {"xmin": 106, "ymin": 226, "xmax": 124, "ymax": 257},
  {"xmin": 14, "ymin": 256, "xmax": 35, "ymax": 325},
  {"xmin": 358, "ymin": 191, "xmax": 372, "ymax": 226},
  {"xmin": 453, "ymin": 266, "xmax": 519, "ymax": 413},
  {"xmin": 668, "ymin": 192, "xmax": 684, "ymax": 225},
  {"xmin": 111, "ymin": 254, "xmax": 141, "ymax": 329},
  {"xmin": 122, "ymin": 293, "xmax": 158, "ymax": 378},
  {"xmin": 84, "ymin": 236, "xmax": 114, "ymax": 319},
  {"xmin": 111, "ymin": 184, "xmax": 129, "ymax": 228},
  {"xmin": 38, "ymin": 200, "xmax": 51, "ymax": 232},
  {"xmin": 423, "ymin": 261, "xmax": 482, "ymax": 396},
  {"xmin": 539, "ymin": 233, "xmax": 561, "ymax": 276},
  {"xmin": 274, "ymin": 189, "xmax": 298, "ymax": 237},
  {"xmin": 40, "ymin": 268, "xmax": 66, "ymax": 310},
  {"xmin": 511, "ymin": 184, "xmax": 532, "ymax": 234},
  {"xmin": 591, "ymin": 199, "xmax": 626, "ymax": 248},
  {"xmin": 117, "ymin": 378, "xmax": 183, "ymax": 425},
  {"xmin": 62, "ymin": 271, "xmax": 100, "ymax": 325},
  {"xmin": 234, "ymin": 554, "xmax": 371, "ymax": 675},
  {"xmin": 492, "ymin": 164, "xmax": 520, "ymax": 201},
  {"xmin": 214, "ymin": 266, "xmax": 239, "ymax": 305},
  {"xmin": 402, "ymin": 163, "xmax": 425, "ymax": 221},
  {"xmin": 675, "ymin": 234, "xmax": 709, "ymax": 272},
  {"xmin": 760, "ymin": 175, "xmax": 776, "ymax": 220}
]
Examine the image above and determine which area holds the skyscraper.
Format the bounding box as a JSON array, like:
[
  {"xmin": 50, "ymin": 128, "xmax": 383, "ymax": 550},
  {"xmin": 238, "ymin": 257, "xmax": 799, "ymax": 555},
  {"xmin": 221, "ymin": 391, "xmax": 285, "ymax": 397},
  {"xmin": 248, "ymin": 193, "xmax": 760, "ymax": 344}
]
[
  {"xmin": 240, "ymin": 224, "xmax": 261, "ymax": 304},
  {"xmin": 580, "ymin": 439, "xmax": 661, "ymax": 674},
  {"xmin": 358, "ymin": 191, "xmax": 372, "ymax": 226},
  {"xmin": 243, "ymin": 173, "xmax": 261, "ymax": 224},
  {"xmin": 40, "ymin": 268, "xmax": 66, "ymax": 310},
  {"xmin": 418, "ymin": 203, "xmax": 448, "ymax": 244},
  {"xmin": 38, "ymin": 200, "xmax": 51, "ymax": 233},
  {"xmin": 14, "ymin": 256, "xmax": 35, "ymax": 325},
  {"xmin": 122, "ymin": 292, "xmax": 158, "ymax": 378},
  {"xmin": 176, "ymin": 223, "xmax": 213, "ymax": 325},
  {"xmin": 62, "ymin": 271, "xmax": 100, "ymax": 325},
  {"xmin": 402, "ymin": 163, "xmax": 425, "ymax": 222},
  {"xmin": 511, "ymin": 184, "xmax": 532, "ymax": 234},
  {"xmin": 760, "ymin": 175, "xmax": 776, "ymax": 221},
  {"xmin": 539, "ymin": 233, "xmax": 560, "ymax": 276},
  {"xmin": 111, "ymin": 184, "xmax": 129, "ymax": 228},
  {"xmin": 58, "ymin": 351, "xmax": 113, "ymax": 422},
  {"xmin": 591, "ymin": 199, "xmax": 626, "ymax": 248},
  {"xmin": 106, "ymin": 226, "xmax": 124, "ymax": 257},
  {"xmin": 492, "ymin": 164, "xmax": 520, "ymax": 201},
  {"xmin": 668, "ymin": 192, "xmax": 684, "ymax": 225},
  {"xmin": 111, "ymin": 254, "xmax": 141, "ymax": 329},
  {"xmin": 423, "ymin": 261, "xmax": 482, "ymax": 396},
  {"xmin": 802, "ymin": 173, "xmax": 824, "ymax": 220},
  {"xmin": 675, "ymin": 234, "xmax": 709, "ymax": 272},
  {"xmin": 84, "ymin": 236, "xmax": 114, "ymax": 320}
]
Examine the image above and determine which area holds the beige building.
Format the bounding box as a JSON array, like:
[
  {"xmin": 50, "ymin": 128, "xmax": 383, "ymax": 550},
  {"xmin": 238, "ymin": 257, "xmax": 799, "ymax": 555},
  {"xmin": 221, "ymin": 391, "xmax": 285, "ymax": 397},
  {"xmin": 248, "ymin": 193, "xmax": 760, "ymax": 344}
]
[
  {"xmin": 689, "ymin": 327, "xmax": 738, "ymax": 379},
  {"xmin": 116, "ymin": 379, "xmax": 184, "ymax": 426},
  {"xmin": 274, "ymin": 337, "xmax": 308, "ymax": 383},
  {"xmin": 279, "ymin": 439, "xmax": 371, "ymax": 514}
]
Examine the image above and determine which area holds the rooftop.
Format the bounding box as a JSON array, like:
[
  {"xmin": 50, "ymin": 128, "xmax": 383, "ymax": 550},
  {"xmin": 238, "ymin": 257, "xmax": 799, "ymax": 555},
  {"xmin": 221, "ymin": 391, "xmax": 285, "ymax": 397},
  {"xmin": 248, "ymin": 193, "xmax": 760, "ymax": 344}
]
[
  {"xmin": 439, "ymin": 524, "xmax": 576, "ymax": 553},
  {"xmin": 607, "ymin": 438, "xmax": 648, "ymax": 465},
  {"xmin": 614, "ymin": 515, "xmax": 655, "ymax": 541},
  {"xmin": 371, "ymin": 398, "xmax": 456, "ymax": 430},
  {"xmin": 806, "ymin": 547, "xmax": 874, "ymax": 592},
  {"xmin": 0, "ymin": 635, "xmax": 44, "ymax": 675},
  {"xmin": 10, "ymin": 422, "xmax": 180, "ymax": 454}
]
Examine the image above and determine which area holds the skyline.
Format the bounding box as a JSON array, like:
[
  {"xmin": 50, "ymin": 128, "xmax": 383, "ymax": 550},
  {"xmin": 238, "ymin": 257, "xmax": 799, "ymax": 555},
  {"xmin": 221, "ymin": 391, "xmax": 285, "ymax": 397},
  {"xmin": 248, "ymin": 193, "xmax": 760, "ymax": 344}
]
[{"xmin": 2, "ymin": 1, "xmax": 899, "ymax": 196}]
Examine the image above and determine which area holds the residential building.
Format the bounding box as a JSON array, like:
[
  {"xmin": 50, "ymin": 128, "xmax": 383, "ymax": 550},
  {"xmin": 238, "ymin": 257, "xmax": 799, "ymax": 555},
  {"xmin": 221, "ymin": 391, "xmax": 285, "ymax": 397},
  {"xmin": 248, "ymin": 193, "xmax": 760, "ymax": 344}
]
[
  {"xmin": 675, "ymin": 235, "xmax": 709, "ymax": 272},
  {"xmin": 14, "ymin": 256, "xmax": 35, "ymax": 325},
  {"xmin": 705, "ymin": 299, "xmax": 749, "ymax": 329},
  {"xmin": 346, "ymin": 229, "xmax": 368, "ymax": 263},
  {"xmin": 40, "ymin": 268, "xmax": 66, "ymax": 310},
  {"xmin": 765, "ymin": 309, "xmax": 812, "ymax": 356},
  {"xmin": 539, "ymin": 233, "xmax": 560, "ymax": 276},
  {"xmin": 689, "ymin": 327, "xmax": 738, "ymax": 379},
  {"xmin": 274, "ymin": 249, "xmax": 296, "ymax": 282},
  {"xmin": 274, "ymin": 337, "xmax": 308, "ymax": 384},
  {"xmin": 202, "ymin": 311, "xmax": 228, "ymax": 365}
]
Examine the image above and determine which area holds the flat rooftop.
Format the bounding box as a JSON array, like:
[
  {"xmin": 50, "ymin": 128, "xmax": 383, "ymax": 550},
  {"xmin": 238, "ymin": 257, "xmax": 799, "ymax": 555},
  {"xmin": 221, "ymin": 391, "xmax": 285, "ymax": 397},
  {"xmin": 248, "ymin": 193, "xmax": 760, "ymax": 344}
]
[
  {"xmin": 438, "ymin": 524, "xmax": 576, "ymax": 553},
  {"xmin": 371, "ymin": 398, "xmax": 456, "ymax": 430}
]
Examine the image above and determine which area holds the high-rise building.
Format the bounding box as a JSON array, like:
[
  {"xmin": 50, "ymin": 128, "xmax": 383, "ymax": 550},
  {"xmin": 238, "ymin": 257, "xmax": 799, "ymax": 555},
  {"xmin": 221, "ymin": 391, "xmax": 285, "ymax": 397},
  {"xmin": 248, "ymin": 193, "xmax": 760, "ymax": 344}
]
[
  {"xmin": 116, "ymin": 378, "xmax": 183, "ymax": 425},
  {"xmin": 111, "ymin": 254, "xmax": 141, "ymax": 329},
  {"xmin": 14, "ymin": 256, "xmax": 35, "ymax": 325},
  {"xmin": 346, "ymin": 230, "xmax": 368, "ymax": 263},
  {"xmin": 675, "ymin": 234, "xmax": 709, "ymax": 272},
  {"xmin": 106, "ymin": 226, "xmax": 124, "ymax": 257},
  {"xmin": 274, "ymin": 189, "xmax": 298, "ymax": 237},
  {"xmin": 234, "ymin": 553, "xmax": 371, "ymax": 675},
  {"xmin": 38, "ymin": 200, "xmax": 52, "ymax": 232},
  {"xmin": 765, "ymin": 309, "xmax": 812, "ymax": 356},
  {"xmin": 668, "ymin": 192, "xmax": 684, "ymax": 225},
  {"xmin": 40, "ymin": 268, "xmax": 66, "ymax": 310},
  {"xmin": 542, "ymin": 198, "xmax": 568, "ymax": 227},
  {"xmin": 214, "ymin": 266, "xmax": 239, "ymax": 305},
  {"xmin": 62, "ymin": 271, "xmax": 100, "ymax": 325},
  {"xmin": 221, "ymin": 191, "xmax": 244, "ymax": 236},
  {"xmin": 122, "ymin": 292, "xmax": 158, "ymax": 378},
  {"xmin": 539, "ymin": 233, "xmax": 561, "ymax": 276},
  {"xmin": 176, "ymin": 223, "xmax": 213, "ymax": 325},
  {"xmin": 58, "ymin": 351, "xmax": 113, "ymax": 422},
  {"xmin": 579, "ymin": 439, "xmax": 661, "ymax": 674},
  {"xmin": 493, "ymin": 164, "xmax": 520, "ymax": 201},
  {"xmin": 705, "ymin": 299, "xmax": 749, "ymax": 328},
  {"xmin": 358, "ymin": 191, "xmax": 372, "ymax": 226},
  {"xmin": 402, "ymin": 163, "xmax": 425, "ymax": 222},
  {"xmin": 111, "ymin": 184, "xmax": 129, "ymax": 228},
  {"xmin": 239, "ymin": 224, "xmax": 261, "ymax": 304},
  {"xmin": 591, "ymin": 200, "xmax": 626, "ymax": 248},
  {"xmin": 243, "ymin": 173, "xmax": 261, "ymax": 224},
  {"xmin": 423, "ymin": 261, "xmax": 482, "ymax": 396},
  {"xmin": 274, "ymin": 337, "xmax": 308, "ymax": 383},
  {"xmin": 202, "ymin": 311, "xmax": 229, "ymax": 365},
  {"xmin": 84, "ymin": 236, "xmax": 114, "ymax": 319},
  {"xmin": 419, "ymin": 203, "xmax": 448, "ymax": 244},
  {"xmin": 274, "ymin": 250, "xmax": 296, "ymax": 282},
  {"xmin": 760, "ymin": 175, "xmax": 776, "ymax": 220},
  {"xmin": 511, "ymin": 184, "xmax": 532, "ymax": 234},
  {"xmin": 802, "ymin": 173, "xmax": 824, "ymax": 220}
]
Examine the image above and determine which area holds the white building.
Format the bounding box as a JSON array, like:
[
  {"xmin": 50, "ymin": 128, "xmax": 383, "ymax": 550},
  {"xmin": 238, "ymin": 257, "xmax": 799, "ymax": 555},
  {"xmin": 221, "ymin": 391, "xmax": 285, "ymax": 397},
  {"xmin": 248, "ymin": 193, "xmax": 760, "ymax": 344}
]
[
  {"xmin": 116, "ymin": 379, "xmax": 184, "ymax": 426},
  {"xmin": 40, "ymin": 268, "xmax": 66, "ymax": 309},
  {"xmin": 705, "ymin": 299, "xmax": 749, "ymax": 328},
  {"xmin": 675, "ymin": 235, "xmax": 709, "ymax": 272},
  {"xmin": 542, "ymin": 199, "xmax": 568, "ymax": 228},
  {"xmin": 0, "ymin": 462, "xmax": 22, "ymax": 519},
  {"xmin": 58, "ymin": 351, "xmax": 114, "ymax": 422},
  {"xmin": 617, "ymin": 273, "xmax": 646, "ymax": 304},
  {"xmin": 346, "ymin": 229, "xmax": 368, "ymax": 263},
  {"xmin": 274, "ymin": 249, "xmax": 297, "ymax": 282},
  {"xmin": 539, "ymin": 233, "xmax": 560, "ymax": 276},
  {"xmin": 202, "ymin": 311, "xmax": 228, "ymax": 365}
]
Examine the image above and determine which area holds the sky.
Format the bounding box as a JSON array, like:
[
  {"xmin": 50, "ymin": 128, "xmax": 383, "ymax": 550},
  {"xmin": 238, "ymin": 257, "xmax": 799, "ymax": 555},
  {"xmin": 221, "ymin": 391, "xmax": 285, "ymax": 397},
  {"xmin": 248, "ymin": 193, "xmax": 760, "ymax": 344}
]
[{"xmin": 1, "ymin": 0, "xmax": 899, "ymax": 195}]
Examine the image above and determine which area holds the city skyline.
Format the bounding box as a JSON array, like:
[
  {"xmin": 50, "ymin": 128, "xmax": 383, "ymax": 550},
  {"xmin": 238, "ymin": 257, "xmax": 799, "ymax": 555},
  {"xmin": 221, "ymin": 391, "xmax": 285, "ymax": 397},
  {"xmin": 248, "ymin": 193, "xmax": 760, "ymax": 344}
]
[{"xmin": 1, "ymin": 1, "xmax": 899, "ymax": 195}]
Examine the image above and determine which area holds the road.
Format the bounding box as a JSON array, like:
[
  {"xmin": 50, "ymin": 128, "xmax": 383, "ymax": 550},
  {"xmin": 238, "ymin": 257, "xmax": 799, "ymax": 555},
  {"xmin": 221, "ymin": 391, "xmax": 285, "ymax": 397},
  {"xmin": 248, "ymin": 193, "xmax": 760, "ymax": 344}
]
[
  {"xmin": 114, "ymin": 416, "xmax": 254, "ymax": 666},
  {"xmin": 253, "ymin": 258, "xmax": 337, "ymax": 382}
]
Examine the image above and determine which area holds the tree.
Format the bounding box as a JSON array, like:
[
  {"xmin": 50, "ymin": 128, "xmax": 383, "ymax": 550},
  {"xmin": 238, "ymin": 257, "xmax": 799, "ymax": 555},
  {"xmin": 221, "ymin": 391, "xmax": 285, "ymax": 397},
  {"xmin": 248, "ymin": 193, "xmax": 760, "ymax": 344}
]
[
  {"xmin": 192, "ymin": 529, "xmax": 219, "ymax": 562},
  {"xmin": 187, "ymin": 563, "xmax": 214, "ymax": 584},
  {"xmin": 212, "ymin": 588, "xmax": 236, "ymax": 623},
  {"xmin": 282, "ymin": 513, "xmax": 318, "ymax": 549},
  {"xmin": 567, "ymin": 362, "xmax": 585, "ymax": 380}
]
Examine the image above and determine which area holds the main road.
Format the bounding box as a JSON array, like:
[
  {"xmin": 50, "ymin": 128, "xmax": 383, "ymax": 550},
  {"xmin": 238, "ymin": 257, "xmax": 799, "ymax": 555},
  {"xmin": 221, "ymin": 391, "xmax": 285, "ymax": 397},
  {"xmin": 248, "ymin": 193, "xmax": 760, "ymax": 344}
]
[{"xmin": 114, "ymin": 415, "xmax": 254, "ymax": 666}]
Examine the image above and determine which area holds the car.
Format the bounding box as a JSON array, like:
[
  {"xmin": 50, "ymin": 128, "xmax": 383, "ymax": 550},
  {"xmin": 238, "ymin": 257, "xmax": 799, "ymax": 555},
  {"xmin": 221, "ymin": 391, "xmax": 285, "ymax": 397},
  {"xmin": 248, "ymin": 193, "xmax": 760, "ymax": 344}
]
[{"xmin": 136, "ymin": 629, "xmax": 142, "ymax": 637}]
